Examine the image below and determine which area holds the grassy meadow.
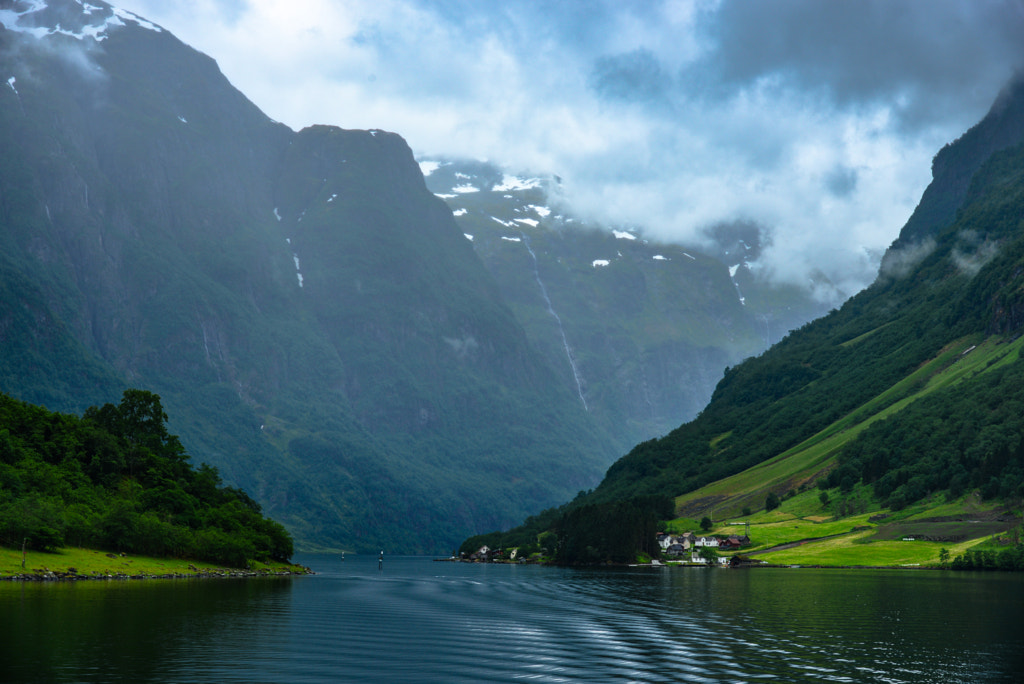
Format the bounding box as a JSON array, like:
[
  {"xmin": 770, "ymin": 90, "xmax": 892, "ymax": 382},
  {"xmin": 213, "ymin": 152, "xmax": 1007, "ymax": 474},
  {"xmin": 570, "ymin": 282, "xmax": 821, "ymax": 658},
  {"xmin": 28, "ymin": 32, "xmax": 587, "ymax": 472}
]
[
  {"xmin": 674, "ymin": 488, "xmax": 1020, "ymax": 568},
  {"xmin": 0, "ymin": 546, "xmax": 309, "ymax": 579}
]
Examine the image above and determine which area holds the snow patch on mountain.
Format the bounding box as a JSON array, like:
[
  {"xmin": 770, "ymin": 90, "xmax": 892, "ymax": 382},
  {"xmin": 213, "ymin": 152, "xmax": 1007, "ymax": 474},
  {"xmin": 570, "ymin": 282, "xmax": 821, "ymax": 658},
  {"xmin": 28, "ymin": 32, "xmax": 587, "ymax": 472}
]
[
  {"xmin": 112, "ymin": 7, "xmax": 161, "ymax": 33},
  {"xmin": 0, "ymin": 0, "xmax": 49, "ymax": 39},
  {"xmin": 528, "ymin": 205, "xmax": 551, "ymax": 217},
  {"xmin": 0, "ymin": 1, "xmax": 163, "ymax": 42},
  {"xmin": 501, "ymin": 236, "xmax": 522, "ymax": 243},
  {"xmin": 418, "ymin": 161, "xmax": 443, "ymax": 176},
  {"xmin": 6, "ymin": 77, "xmax": 16, "ymax": 94},
  {"xmin": 464, "ymin": 233, "xmax": 474, "ymax": 241},
  {"xmin": 727, "ymin": 264, "xmax": 746, "ymax": 305},
  {"xmin": 593, "ymin": 260, "xmax": 610, "ymax": 268},
  {"xmin": 453, "ymin": 208, "xmax": 467, "ymax": 216},
  {"xmin": 613, "ymin": 230, "xmax": 636, "ymax": 240},
  {"xmin": 494, "ymin": 175, "xmax": 542, "ymax": 192},
  {"xmin": 453, "ymin": 184, "xmax": 479, "ymax": 194},
  {"xmin": 653, "ymin": 255, "xmax": 668, "ymax": 261},
  {"xmin": 292, "ymin": 254, "xmax": 304, "ymax": 288},
  {"xmin": 515, "ymin": 218, "xmax": 538, "ymax": 228}
]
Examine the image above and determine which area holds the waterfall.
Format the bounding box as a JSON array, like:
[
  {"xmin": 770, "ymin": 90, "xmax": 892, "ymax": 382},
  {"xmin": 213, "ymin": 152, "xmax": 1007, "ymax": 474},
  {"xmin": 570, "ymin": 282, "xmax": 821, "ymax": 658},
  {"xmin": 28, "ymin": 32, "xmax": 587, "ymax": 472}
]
[{"xmin": 521, "ymin": 234, "xmax": 588, "ymax": 412}]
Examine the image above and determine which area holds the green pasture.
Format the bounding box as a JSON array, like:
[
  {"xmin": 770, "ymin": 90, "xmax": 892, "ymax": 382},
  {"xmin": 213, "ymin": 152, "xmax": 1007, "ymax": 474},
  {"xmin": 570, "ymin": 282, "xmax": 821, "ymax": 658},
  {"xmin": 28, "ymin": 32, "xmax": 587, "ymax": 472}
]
[
  {"xmin": 0, "ymin": 546, "xmax": 307, "ymax": 579},
  {"xmin": 667, "ymin": 487, "xmax": 1020, "ymax": 568},
  {"xmin": 752, "ymin": 530, "xmax": 982, "ymax": 567}
]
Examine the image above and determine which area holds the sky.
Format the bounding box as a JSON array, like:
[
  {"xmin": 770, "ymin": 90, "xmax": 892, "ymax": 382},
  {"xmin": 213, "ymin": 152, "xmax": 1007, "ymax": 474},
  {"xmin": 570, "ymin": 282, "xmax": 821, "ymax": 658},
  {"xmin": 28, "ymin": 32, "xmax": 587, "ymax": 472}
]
[{"xmin": 115, "ymin": 0, "xmax": 1024, "ymax": 299}]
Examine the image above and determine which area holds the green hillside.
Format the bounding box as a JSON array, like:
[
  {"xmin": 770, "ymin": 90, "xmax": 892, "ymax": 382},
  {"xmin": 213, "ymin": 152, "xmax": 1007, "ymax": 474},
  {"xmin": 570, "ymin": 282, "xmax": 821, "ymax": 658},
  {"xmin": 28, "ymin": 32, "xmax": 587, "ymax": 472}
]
[
  {"xmin": 462, "ymin": 76, "xmax": 1024, "ymax": 566},
  {"xmin": 670, "ymin": 334, "xmax": 1022, "ymax": 519}
]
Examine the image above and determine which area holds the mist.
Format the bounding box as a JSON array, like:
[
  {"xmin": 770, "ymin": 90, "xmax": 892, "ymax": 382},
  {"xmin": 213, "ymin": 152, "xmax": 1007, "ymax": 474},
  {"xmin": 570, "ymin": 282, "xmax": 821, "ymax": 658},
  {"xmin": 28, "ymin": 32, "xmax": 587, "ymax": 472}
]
[{"xmin": 116, "ymin": 0, "xmax": 1024, "ymax": 296}]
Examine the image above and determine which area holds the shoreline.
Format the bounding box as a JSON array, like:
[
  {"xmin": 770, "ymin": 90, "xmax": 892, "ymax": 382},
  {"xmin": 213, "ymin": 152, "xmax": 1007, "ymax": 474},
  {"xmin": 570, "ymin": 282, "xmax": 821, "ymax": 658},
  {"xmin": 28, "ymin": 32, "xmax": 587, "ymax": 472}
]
[
  {"xmin": 1, "ymin": 567, "xmax": 314, "ymax": 582},
  {"xmin": 439, "ymin": 557, "xmax": 944, "ymax": 570},
  {"xmin": 1, "ymin": 545, "xmax": 314, "ymax": 581}
]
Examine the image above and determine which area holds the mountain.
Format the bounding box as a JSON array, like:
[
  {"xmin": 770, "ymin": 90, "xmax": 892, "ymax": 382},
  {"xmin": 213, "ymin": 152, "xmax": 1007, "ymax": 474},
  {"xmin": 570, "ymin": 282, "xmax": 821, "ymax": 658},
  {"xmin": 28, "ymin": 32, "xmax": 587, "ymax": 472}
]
[
  {"xmin": 468, "ymin": 75, "xmax": 1024, "ymax": 562},
  {"xmin": 0, "ymin": 0, "xmax": 616, "ymax": 553},
  {"xmin": 598, "ymin": 74, "xmax": 1024, "ymax": 509},
  {"xmin": 419, "ymin": 160, "xmax": 833, "ymax": 451}
]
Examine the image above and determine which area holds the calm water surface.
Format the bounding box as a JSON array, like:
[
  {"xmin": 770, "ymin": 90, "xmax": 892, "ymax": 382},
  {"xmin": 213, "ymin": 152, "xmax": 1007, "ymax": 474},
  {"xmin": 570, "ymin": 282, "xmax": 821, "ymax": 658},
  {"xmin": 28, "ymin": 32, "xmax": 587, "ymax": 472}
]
[{"xmin": 2, "ymin": 554, "xmax": 1022, "ymax": 682}]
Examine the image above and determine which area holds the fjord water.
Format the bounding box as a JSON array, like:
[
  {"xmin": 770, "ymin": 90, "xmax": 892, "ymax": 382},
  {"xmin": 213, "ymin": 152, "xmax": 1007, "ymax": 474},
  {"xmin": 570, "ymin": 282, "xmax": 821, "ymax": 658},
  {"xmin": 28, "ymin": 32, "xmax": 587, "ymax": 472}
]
[{"xmin": 2, "ymin": 555, "xmax": 1021, "ymax": 682}]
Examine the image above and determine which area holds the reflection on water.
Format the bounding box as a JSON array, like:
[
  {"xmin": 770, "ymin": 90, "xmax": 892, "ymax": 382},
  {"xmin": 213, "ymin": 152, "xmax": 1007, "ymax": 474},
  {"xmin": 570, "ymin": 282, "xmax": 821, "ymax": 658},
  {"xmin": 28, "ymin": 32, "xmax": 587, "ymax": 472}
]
[
  {"xmin": 0, "ymin": 577, "xmax": 293, "ymax": 682},
  {"xmin": 1, "ymin": 555, "xmax": 1021, "ymax": 682}
]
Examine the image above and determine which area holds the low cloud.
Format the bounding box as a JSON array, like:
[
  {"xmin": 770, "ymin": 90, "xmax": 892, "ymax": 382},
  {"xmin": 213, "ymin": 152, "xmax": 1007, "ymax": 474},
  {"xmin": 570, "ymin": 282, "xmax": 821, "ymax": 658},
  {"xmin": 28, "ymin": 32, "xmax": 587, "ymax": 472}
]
[
  {"xmin": 115, "ymin": 0, "xmax": 1024, "ymax": 296},
  {"xmin": 951, "ymin": 231, "xmax": 1000, "ymax": 278},
  {"xmin": 877, "ymin": 237, "xmax": 937, "ymax": 282}
]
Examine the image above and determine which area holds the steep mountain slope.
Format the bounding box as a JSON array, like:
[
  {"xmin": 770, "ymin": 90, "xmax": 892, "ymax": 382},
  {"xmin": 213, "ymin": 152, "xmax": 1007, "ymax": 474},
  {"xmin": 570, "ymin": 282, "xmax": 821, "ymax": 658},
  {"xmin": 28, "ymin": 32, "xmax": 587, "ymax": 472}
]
[
  {"xmin": 420, "ymin": 160, "xmax": 832, "ymax": 450},
  {"xmin": 0, "ymin": 0, "xmax": 614, "ymax": 553},
  {"xmin": 582, "ymin": 74, "xmax": 1024, "ymax": 516},
  {"xmin": 460, "ymin": 76, "xmax": 1024, "ymax": 564}
]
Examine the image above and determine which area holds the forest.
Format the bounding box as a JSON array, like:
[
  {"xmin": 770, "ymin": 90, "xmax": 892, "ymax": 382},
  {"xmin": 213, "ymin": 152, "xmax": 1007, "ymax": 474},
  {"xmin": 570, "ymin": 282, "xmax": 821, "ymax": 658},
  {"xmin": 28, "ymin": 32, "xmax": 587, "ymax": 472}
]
[{"xmin": 0, "ymin": 390, "xmax": 293, "ymax": 568}]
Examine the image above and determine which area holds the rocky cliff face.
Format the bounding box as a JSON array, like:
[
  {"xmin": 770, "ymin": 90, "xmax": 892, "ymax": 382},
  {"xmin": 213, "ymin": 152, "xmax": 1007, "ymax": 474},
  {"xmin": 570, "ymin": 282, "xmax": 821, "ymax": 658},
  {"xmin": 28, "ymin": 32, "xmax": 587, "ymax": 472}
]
[
  {"xmin": 880, "ymin": 74, "xmax": 1024, "ymax": 274},
  {"xmin": 1, "ymin": 0, "xmax": 614, "ymax": 552}
]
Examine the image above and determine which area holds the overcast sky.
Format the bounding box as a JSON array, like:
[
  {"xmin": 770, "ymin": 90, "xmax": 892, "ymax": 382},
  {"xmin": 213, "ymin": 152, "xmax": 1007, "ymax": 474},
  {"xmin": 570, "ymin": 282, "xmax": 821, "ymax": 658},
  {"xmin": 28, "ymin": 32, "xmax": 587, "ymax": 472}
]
[{"xmin": 116, "ymin": 0, "xmax": 1024, "ymax": 298}]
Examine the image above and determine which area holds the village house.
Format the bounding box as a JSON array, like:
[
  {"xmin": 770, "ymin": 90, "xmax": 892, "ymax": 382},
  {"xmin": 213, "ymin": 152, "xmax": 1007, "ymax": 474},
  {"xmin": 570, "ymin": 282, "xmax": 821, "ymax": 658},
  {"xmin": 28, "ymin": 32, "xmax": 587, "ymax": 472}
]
[
  {"xmin": 658, "ymin": 533, "xmax": 694, "ymax": 553},
  {"xmin": 718, "ymin": 535, "xmax": 747, "ymax": 551},
  {"xmin": 468, "ymin": 545, "xmax": 491, "ymax": 561}
]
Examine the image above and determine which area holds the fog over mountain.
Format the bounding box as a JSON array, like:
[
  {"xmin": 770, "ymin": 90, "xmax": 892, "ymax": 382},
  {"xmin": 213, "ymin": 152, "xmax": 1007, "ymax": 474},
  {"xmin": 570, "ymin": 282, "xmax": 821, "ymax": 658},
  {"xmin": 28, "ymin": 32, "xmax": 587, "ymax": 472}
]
[{"xmin": 116, "ymin": 0, "xmax": 1024, "ymax": 299}]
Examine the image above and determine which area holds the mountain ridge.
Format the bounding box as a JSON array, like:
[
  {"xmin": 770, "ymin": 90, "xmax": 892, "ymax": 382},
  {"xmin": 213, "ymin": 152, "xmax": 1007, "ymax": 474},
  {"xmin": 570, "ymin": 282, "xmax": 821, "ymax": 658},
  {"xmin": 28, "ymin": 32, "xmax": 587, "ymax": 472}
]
[{"xmin": 1, "ymin": 0, "xmax": 614, "ymax": 553}]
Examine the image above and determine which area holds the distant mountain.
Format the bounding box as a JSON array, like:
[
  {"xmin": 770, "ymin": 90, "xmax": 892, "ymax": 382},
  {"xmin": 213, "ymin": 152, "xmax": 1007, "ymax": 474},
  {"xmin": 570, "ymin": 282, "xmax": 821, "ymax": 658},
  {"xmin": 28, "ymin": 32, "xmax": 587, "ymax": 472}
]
[
  {"xmin": 0, "ymin": 0, "xmax": 617, "ymax": 553},
  {"xmin": 420, "ymin": 160, "xmax": 833, "ymax": 450}
]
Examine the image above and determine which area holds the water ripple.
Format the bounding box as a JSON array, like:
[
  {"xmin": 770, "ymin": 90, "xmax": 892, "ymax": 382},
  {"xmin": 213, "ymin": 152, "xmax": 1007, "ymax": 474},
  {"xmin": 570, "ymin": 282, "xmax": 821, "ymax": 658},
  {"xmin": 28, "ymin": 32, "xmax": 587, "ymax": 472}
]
[{"xmin": 3, "ymin": 558, "xmax": 1021, "ymax": 683}]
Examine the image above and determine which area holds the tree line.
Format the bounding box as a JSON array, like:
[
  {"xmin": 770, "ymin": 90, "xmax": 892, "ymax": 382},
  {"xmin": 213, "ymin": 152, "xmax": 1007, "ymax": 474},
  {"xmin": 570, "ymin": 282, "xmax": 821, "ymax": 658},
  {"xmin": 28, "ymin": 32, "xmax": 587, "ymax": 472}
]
[
  {"xmin": 458, "ymin": 494, "xmax": 673, "ymax": 564},
  {"xmin": 0, "ymin": 390, "xmax": 293, "ymax": 567}
]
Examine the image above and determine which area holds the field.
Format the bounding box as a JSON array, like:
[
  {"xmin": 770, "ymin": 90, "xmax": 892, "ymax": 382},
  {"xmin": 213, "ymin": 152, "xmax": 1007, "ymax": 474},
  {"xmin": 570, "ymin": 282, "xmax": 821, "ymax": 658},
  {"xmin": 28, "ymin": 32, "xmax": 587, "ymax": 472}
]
[
  {"xmin": 672, "ymin": 489, "xmax": 1021, "ymax": 568},
  {"xmin": 0, "ymin": 546, "xmax": 309, "ymax": 579}
]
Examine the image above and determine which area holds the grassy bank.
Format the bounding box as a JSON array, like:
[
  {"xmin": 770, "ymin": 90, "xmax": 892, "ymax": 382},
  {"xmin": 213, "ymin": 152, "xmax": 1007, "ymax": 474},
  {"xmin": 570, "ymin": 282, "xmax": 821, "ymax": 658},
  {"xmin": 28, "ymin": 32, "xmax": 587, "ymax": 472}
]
[{"xmin": 1, "ymin": 546, "xmax": 310, "ymax": 580}]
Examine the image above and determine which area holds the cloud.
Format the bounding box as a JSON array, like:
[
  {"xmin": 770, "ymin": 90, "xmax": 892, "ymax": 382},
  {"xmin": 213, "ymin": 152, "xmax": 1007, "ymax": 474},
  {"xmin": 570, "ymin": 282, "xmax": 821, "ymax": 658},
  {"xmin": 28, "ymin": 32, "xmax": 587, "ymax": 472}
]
[
  {"xmin": 951, "ymin": 231, "xmax": 999, "ymax": 278},
  {"xmin": 114, "ymin": 0, "xmax": 1024, "ymax": 299},
  {"xmin": 877, "ymin": 237, "xmax": 937, "ymax": 282},
  {"xmin": 694, "ymin": 0, "xmax": 1024, "ymax": 129}
]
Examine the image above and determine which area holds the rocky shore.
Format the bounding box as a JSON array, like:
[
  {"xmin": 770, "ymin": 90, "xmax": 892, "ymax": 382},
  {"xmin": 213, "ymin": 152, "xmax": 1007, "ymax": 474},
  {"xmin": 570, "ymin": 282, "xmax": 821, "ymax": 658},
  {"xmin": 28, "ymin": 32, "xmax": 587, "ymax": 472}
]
[{"xmin": 2, "ymin": 566, "xmax": 314, "ymax": 582}]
